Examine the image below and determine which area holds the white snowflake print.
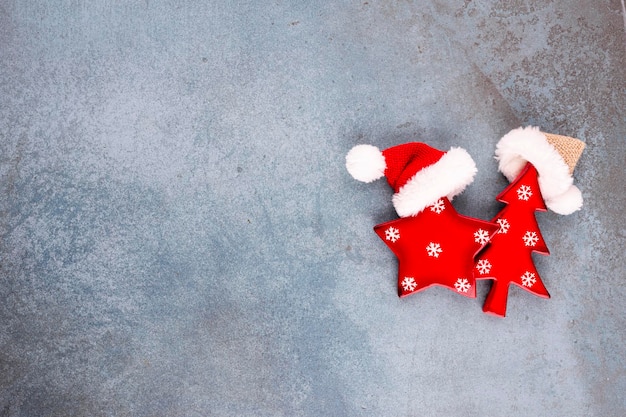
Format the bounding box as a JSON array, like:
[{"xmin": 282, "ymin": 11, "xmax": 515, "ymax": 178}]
[
  {"xmin": 475, "ymin": 259, "xmax": 492, "ymax": 275},
  {"xmin": 497, "ymin": 218, "xmax": 510, "ymax": 234},
  {"xmin": 454, "ymin": 278, "xmax": 471, "ymax": 293},
  {"xmin": 517, "ymin": 185, "xmax": 533, "ymax": 201},
  {"xmin": 474, "ymin": 229, "xmax": 490, "ymax": 245},
  {"xmin": 385, "ymin": 226, "xmax": 400, "ymax": 243},
  {"xmin": 426, "ymin": 242, "xmax": 442, "ymax": 258},
  {"xmin": 521, "ymin": 271, "xmax": 536, "ymax": 287},
  {"xmin": 401, "ymin": 277, "xmax": 417, "ymax": 292},
  {"xmin": 430, "ymin": 199, "xmax": 445, "ymax": 214},
  {"xmin": 522, "ymin": 231, "xmax": 539, "ymax": 247}
]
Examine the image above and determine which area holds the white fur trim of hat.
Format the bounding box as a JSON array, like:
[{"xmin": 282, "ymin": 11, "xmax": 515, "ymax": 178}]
[{"xmin": 392, "ymin": 147, "xmax": 476, "ymax": 217}]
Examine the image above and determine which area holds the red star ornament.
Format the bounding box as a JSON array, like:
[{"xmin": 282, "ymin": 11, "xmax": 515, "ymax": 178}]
[
  {"xmin": 374, "ymin": 197, "xmax": 498, "ymax": 298},
  {"xmin": 475, "ymin": 163, "xmax": 551, "ymax": 317}
]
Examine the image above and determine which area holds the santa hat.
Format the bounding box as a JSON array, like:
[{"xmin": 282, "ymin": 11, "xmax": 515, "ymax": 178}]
[
  {"xmin": 495, "ymin": 126, "xmax": 586, "ymax": 215},
  {"xmin": 345, "ymin": 142, "xmax": 477, "ymax": 217}
]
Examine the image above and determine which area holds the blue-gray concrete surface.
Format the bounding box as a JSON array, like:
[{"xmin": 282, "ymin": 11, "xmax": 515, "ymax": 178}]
[{"xmin": 1, "ymin": 1, "xmax": 625, "ymax": 416}]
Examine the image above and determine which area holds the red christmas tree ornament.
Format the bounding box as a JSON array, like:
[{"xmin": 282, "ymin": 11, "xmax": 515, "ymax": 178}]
[
  {"xmin": 346, "ymin": 141, "xmax": 497, "ymax": 297},
  {"xmin": 476, "ymin": 163, "xmax": 551, "ymax": 316},
  {"xmin": 476, "ymin": 127, "xmax": 586, "ymax": 317}
]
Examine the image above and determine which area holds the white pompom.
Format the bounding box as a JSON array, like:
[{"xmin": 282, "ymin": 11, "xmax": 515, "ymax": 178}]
[
  {"xmin": 545, "ymin": 185, "xmax": 583, "ymax": 215},
  {"xmin": 345, "ymin": 144, "xmax": 386, "ymax": 183}
]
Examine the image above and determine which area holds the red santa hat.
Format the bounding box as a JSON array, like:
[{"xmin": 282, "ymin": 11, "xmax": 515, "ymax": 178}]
[
  {"xmin": 495, "ymin": 126, "xmax": 585, "ymax": 215},
  {"xmin": 345, "ymin": 142, "xmax": 477, "ymax": 217}
]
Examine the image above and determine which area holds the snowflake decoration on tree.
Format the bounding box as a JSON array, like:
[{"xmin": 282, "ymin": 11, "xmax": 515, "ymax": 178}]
[
  {"xmin": 401, "ymin": 277, "xmax": 417, "ymax": 292},
  {"xmin": 521, "ymin": 271, "xmax": 536, "ymax": 287},
  {"xmin": 425, "ymin": 242, "xmax": 442, "ymax": 258},
  {"xmin": 516, "ymin": 185, "xmax": 533, "ymax": 201},
  {"xmin": 385, "ymin": 226, "xmax": 400, "ymax": 243},
  {"xmin": 522, "ymin": 231, "xmax": 539, "ymax": 247},
  {"xmin": 454, "ymin": 278, "xmax": 471, "ymax": 293},
  {"xmin": 474, "ymin": 229, "xmax": 490, "ymax": 245},
  {"xmin": 475, "ymin": 259, "xmax": 492, "ymax": 275},
  {"xmin": 429, "ymin": 199, "xmax": 445, "ymax": 214},
  {"xmin": 496, "ymin": 218, "xmax": 510, "ymax": 234}
]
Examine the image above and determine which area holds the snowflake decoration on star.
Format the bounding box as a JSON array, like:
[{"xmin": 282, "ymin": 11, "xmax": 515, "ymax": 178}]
[
  {"xmin": 474, "ymin": 229, "xmax": 490, "ymax": 245},
  {"xmin": 522, "ymin": 231, "xmax": 539, "ymax": 247},
  {"xmin": 385, "ymin": 226, "xmax": 400, "ymax": 243},
  {"xmin": 373, "ymin": 196, "xmax": 499, "ymax": 298},
  {"xmin": 454, "ymin": 278, "xmax": 471, "ymax": 293},
  {"xmin": 475, "ymin": 259, "xmax": 492, "ymax": 275},
  {"xmin": 521, "ymin": 271, "xmax": 536, "ymax": 287},
  {"xmin": 496, "ymin": 218, "xmax": 510, "ymax": 234},
  {"xmin": 401, "ymin": 277, "xmax": 417, "ymax": 292},
  {"xmin": 425, "ymin": 242, "xmax": 442, "ymax": 258},
  {"xmin": 429, "ymin": 199, "xmax": 445, "ymax": 214},
  {"xmin": 516, "ymin": 184, "xmax": 533, "ymax": 201}
]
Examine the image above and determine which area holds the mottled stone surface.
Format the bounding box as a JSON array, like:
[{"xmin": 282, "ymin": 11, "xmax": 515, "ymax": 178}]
[{"xmin": 1, "ymin": 1, "xmax": 624, "ymax": 416}]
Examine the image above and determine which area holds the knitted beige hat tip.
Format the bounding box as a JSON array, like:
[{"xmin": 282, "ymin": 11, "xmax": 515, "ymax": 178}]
[{"xmin": 542, "ymin": 133, "xmax": 586, "ymax": 175}]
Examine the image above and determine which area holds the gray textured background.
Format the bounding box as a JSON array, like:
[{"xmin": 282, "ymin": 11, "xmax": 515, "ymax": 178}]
[{"xmin": 1, "ymin": 1, "xmax": 625, "ymax": 416}]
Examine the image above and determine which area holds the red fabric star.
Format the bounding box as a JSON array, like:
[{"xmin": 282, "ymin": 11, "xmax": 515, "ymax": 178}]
[
  {"xmin": 374, "ymin": 198, "xmax": 498, "ymax": 298},
  {"xmin": 476, "ymin": 163, "xmax": 550, "ymax": 317}
]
